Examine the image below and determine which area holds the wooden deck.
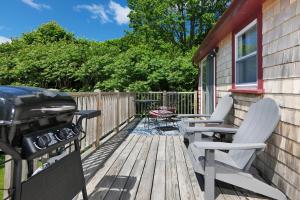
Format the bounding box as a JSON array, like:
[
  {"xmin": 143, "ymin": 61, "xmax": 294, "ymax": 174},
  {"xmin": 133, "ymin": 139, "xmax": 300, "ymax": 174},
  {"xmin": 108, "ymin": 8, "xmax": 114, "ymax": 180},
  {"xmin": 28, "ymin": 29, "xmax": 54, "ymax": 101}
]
[{"xmin": 78, "ymin": 123, "xmax": 270, "ymax": 200}]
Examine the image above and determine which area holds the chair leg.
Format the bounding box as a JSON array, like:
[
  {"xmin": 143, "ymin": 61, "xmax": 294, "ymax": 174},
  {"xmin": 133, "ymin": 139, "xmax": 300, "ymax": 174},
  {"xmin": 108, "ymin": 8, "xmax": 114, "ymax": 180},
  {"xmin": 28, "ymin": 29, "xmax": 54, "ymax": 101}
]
[
  {"xmin": 204, "ymin": 149, "xmax": 215, "ymax": 200},
  {"xmin": 143, "ymin": 113, "xmax": 147, "ymax": 127},
  {"xmin": 183, "ymin": 138, "xmax": 189, "ymax": 147}
]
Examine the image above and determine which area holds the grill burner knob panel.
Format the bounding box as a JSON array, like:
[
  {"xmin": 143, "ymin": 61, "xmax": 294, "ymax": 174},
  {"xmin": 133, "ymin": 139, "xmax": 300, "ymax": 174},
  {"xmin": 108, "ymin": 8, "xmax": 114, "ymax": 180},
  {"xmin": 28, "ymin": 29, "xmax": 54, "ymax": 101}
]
[
  {"xmin": 22, "ymin": 125, "xmax": 80, "ymax": 159},
  {"xmin": 36, "ymin": 135, "xmax": 51, "ymax": 149},
  {"xmin": 56, "ymin": 129, "xmax": 69, "ymax": 141}
]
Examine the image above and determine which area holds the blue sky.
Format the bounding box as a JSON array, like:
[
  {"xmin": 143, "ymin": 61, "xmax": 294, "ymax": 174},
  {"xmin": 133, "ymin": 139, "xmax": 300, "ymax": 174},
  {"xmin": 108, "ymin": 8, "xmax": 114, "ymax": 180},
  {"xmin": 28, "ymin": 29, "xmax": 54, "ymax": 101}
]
[{"xmin": 0, "ymin": 0, "xmax": 131, "ymax": 43}]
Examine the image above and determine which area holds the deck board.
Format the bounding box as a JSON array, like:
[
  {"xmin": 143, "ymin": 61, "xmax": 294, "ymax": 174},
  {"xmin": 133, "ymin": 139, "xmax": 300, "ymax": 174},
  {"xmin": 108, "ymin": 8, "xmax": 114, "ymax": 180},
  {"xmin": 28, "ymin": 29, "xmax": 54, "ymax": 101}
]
[
  {"xmin": 174, "ymin": 136, "xmax": 196, "ymax": 200},
  {"xmin": 83, "ymin": 134, "xmax": 135, "ymax": 198},
  {"xmin": 103, "ymin": 136, "xmax": 146, "ymax": 200},
  {"xmin": 120, "ymin": 136, "xmax": 153, "ymax": 200},
  {"xmin": 179, "ymin": 135, "xmax": 204, "ymax": 200},
  {"xmin": 82, "ymin": 133, "xmax": 270, "ymax": 200},
  {"xmin": 165, "ymin": 136, "xmax": 181, "ymax": 200},
  {"xmin": 135, "ymin": 135, "xmax": 159, "ymax": 200},
  {"xmin": 151, "ymin": 136, "xmax": 166, "ymax": 200},
  {"xmin": 89, "ymin": 135, "xmax": 140, "ymax": 199}
]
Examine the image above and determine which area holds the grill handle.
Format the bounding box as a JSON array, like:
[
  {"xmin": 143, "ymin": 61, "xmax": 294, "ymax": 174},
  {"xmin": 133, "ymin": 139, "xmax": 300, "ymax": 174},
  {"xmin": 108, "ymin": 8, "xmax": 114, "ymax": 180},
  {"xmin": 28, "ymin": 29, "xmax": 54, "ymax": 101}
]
[
  {"xmin": 74, "ymin": 110, "xmax": 101, "ymax": 129},
  {"xmin": 31, "ymin": 106, "xmax": 76, "ymax": 112}
]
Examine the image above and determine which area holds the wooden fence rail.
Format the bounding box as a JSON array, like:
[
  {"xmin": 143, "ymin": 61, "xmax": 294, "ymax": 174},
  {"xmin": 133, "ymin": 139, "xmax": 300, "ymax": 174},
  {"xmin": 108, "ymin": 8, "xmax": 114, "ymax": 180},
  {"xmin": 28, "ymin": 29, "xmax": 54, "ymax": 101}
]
[
  {"xmin": 2, "ymin": 91, "xmax": 196, "ymax": 199},
  {"xmin": 135, "ymin": 91, "xmax": 198, "ymax": 115},
  {"xmin": 69, "ymin": 91, "xmax": 136, "ymax": 150}
]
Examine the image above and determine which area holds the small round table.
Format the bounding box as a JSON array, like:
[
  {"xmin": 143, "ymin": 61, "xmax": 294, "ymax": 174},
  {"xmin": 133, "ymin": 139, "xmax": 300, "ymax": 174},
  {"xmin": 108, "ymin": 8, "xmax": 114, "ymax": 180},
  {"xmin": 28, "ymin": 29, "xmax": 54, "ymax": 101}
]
[{"xmin": 134, "ymin": 99, "xmax": 160, "ymax": 126}]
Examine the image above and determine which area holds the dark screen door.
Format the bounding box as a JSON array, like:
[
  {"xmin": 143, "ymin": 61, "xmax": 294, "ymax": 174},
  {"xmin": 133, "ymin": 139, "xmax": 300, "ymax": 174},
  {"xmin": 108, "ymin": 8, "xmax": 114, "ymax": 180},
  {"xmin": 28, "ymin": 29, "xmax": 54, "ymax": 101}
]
[{"xmin": 202, "ymin": 56, "xmax": 215, "ymax": 114}]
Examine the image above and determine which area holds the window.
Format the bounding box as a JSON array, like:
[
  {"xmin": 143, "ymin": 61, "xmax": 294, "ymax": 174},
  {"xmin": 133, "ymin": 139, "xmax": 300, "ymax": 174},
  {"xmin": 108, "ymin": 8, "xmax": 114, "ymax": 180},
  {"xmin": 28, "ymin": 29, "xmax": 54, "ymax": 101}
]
[{"xmin": 235, "ymin": 20, "xmax": 257, "ymax": 87}]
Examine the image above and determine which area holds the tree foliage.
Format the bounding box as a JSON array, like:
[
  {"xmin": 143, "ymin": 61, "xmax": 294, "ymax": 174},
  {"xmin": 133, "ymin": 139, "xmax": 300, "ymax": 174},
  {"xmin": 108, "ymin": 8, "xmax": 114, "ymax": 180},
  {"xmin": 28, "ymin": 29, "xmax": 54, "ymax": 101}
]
[
  {"xmin": 0, "ymin": 1, "xmax": 230, "ymax": 92},
  {"xmin": 128, "ymin": 0, "xmax": 230, "ymax": 49},
  {"xmin": 21, "ymin": 21, "xmax": 75, "ymax": 45}
]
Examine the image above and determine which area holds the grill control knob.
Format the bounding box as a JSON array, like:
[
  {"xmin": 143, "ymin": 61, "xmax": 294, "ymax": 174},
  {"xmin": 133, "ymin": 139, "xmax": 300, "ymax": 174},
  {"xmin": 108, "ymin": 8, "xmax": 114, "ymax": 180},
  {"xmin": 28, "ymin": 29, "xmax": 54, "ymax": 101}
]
[
  {"xmin": 36, "ymin": 135, "xmax": 51, "ymax": 149},
  {"xmin": 56, "ymin": 129, "xmax": 69, "ymax": 141}
]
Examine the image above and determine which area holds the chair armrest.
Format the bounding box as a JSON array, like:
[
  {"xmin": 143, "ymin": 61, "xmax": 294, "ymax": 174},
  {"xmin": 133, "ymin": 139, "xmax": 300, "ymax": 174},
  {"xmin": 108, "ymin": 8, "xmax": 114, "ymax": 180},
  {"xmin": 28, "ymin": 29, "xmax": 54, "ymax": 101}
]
[
  {"xmin": 178, "ymin": 114, "xmax": 211, "ymax": 118},
  {"xmin": 185, "ymin": 127, "xmax": 238, "ymax": 134},
  {"xmin": 184, "ymin": 119, "xmax": 224, "ymax": 125},
  {"xmin": 192, "ymin": 141, "xmax": 266, "ymax": 150}
]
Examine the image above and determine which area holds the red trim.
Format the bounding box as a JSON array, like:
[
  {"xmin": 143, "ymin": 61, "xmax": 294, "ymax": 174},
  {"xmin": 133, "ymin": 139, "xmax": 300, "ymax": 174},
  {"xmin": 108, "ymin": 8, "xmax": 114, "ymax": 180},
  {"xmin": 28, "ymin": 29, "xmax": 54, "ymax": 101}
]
[
  {"xmin": 229, "ymin": 88, "xmax": 264, "ymax": 94},
  {"xmin": 232, "ymin": 32, "xmax": 236, "ymax": 89},
  {"xmin": 231, "ymin": 4, "xmax": 263, "ymax": 94},
  {"xmin": 214, "ymin": 56, "xmax": 217, "ymax": 107},
  {"xmin": 197, "ymin": 90, "xmax": 199, "ymax": 114},
  {"xmin": 193, "ymin": 0, "xmax": 265, "ymax": 64},
  {"xmin": 196, "ymin": 65, "xmax": 201, "ymax": 114},
  {"xmin": 257, "ymin": 8, "xmax": 263, "ymax": 90}
]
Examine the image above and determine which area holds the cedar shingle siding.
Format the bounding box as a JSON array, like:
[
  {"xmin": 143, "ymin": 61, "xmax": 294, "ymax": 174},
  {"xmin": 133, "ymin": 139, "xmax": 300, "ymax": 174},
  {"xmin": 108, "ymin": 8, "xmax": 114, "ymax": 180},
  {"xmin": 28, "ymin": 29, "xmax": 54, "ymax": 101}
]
[{"xmin": 199, "ymin": 0, "xmax": 300, "ymax": 199}]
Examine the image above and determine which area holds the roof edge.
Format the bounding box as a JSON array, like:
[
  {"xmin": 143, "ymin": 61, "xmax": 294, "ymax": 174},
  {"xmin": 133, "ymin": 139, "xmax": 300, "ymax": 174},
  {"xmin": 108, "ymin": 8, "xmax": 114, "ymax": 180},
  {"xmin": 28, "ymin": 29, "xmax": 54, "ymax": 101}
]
[{"xmin": 192, "ymin": 0, "xmax": 264, "ymax": 65}]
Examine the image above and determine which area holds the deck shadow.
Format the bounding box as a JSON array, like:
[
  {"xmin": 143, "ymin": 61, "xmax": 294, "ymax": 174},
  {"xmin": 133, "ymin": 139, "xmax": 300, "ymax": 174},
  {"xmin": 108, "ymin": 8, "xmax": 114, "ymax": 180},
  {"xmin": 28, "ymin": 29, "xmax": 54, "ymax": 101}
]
[
  {"xmin": 129, "ymin": 117, "xmax": 182, "ymax": 135},
  {"xmin": 195, "ymin": 173, "xmax": 269, "ymax": 199},
  {"xmin": 81, "ymin": 118, "xmax": 142, "ymax": 184},
  {"xmin": 88, "ymin": 175, "xmax": 136, "ymax": 200},
  {"xmin": 155, "ymin": 126, "xmax": 179, "ymax": 132}
]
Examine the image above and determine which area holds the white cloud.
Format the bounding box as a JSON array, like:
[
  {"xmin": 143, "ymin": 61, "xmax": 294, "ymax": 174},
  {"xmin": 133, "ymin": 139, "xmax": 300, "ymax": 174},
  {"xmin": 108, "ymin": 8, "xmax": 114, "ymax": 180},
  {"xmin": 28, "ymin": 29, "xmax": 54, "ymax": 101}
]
[
  {"xmin": 75, "ymin": 1, "xmax": 130, "ymax": 25},
  {"xmin": 108, "ymin": 1, "xmax": 130, "ymax": 25},
  {"xmin": 0, "ymin": 36, "xmax": 11, "ymax": 44},
  {"xmin": 21, "ymin": 0, "xmax": 50, "ymax": 10},
  {"xmin": 75, "ymin": 4, "xmax": 110, "ymax": 24}
]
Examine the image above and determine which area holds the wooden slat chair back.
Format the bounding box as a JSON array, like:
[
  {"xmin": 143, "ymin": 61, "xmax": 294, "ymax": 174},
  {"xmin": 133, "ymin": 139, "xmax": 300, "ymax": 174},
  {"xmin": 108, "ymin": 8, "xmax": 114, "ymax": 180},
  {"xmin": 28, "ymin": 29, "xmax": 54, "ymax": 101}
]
[
  {"xmin": 229, "ymin": 98, "xmax": 281, "ymax": 169},
  {"xmin": 181, "ymin": 94, "xmax": 234, "ymax": 145},
  {"xmin": 209, "ymin": 94, "xmax": 234, "ymax": 121}
]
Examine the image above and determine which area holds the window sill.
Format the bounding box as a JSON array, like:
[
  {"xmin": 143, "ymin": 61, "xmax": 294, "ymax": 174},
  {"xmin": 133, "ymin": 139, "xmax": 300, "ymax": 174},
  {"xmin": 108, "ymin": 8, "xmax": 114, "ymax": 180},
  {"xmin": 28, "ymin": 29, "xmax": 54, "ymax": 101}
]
[{"xmin": 229, "ymin": 88, "xmax": 264, "ymax": 94}]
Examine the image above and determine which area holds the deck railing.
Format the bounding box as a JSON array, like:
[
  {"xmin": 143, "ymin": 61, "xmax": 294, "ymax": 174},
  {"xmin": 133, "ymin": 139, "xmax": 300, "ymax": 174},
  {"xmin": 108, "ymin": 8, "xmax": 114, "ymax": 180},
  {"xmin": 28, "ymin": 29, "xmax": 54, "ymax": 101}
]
[
  {"xmin": 69, "ymin": 91, "xmax": 136, "ymax": 150},
  {"xmin": 135, "ymin": 91, "xmax": 198, "ymax": 115},
  {"xmin": 1, "ymin": 91, "xmax": 196, "ymax": 199}
]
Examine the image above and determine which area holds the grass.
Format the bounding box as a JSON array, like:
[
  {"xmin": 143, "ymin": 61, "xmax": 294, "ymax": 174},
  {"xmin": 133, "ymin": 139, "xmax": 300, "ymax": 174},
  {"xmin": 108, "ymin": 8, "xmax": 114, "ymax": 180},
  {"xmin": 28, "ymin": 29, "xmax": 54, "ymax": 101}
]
[
  {"xmin": 0, "ymin": 156, "xmax": 44, "ymax": 200},
  {"xmin": 0, "ymin": 166, "xmax": 4, "ymax": 199},
  {"xmin": 0, "ymin": 154, "xmax": 5, "ymax": 199}
]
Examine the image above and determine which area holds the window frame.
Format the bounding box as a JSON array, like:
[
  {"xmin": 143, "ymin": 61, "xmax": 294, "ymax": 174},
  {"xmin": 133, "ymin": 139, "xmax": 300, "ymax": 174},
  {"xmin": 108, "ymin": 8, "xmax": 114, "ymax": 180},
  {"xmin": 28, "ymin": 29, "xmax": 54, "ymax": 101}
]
[
  {"xmin": 234, "ymin": 19, "xmax": 258, "ymax": 88},
  {"xmin": 230, "ymin": 8, "xmax": 263, "ymax": 95}
]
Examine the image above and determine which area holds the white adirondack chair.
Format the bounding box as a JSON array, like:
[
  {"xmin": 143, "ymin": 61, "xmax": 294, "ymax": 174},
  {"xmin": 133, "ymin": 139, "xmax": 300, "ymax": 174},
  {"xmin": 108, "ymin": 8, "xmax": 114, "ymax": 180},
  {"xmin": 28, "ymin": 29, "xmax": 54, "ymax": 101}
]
[{"xmin": 187, "ymin": 98, "xmax": 287, "ymax": 200}]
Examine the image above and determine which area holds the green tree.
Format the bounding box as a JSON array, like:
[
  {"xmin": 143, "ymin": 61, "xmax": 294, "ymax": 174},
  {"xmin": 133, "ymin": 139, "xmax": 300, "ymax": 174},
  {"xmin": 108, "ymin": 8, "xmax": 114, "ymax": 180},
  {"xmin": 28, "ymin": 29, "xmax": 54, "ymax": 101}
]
[
  {"xmin": 0, "ymin": 0, "xmax": 230, "ymax": 92},
  {"xmin": 21, "ymin": 21, "xmax": 75, "ymax": 45},
  {"xmin": 128, "ymin": 0, "xmax": 231, "ymax": 49}
]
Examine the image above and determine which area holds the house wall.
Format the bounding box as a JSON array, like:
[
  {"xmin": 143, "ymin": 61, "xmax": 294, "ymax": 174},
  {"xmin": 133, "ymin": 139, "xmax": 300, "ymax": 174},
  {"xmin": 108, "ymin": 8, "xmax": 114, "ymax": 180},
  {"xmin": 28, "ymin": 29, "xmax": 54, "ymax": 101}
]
[
  {"xmin": 215, "ymin": 34, "xmax": 232, "ymax": 99},
  {"xmin": 259, "ymin": 0, "xmax": 300, "ymax": 199},
  {"xmin": 200, "ymin": 0, "xmax": 300, "ymax": 199}
]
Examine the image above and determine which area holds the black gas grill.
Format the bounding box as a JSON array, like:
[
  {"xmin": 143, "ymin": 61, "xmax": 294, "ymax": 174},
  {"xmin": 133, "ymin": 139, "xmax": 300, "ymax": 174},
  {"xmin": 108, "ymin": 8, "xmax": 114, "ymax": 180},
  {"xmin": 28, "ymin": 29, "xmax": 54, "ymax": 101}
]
[{"xmin": 0, "ymin": 86, "xmax": 100, "ymax": 200}]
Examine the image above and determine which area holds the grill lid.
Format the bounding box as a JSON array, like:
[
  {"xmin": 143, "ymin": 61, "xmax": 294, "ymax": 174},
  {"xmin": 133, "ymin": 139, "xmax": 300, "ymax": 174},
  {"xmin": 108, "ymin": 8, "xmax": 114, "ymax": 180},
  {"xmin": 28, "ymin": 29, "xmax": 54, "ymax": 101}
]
[{"xmin": 0, "ymin": 86, "xmax": 76, "ymax": 125}]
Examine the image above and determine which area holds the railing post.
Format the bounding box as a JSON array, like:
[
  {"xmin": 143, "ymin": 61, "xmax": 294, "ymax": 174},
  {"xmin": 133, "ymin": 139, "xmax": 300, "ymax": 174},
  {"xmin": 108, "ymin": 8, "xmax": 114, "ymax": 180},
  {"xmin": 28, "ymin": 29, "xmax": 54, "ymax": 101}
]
[
  {"xmin": 194, "ymin": 90, "xmax": 198, "ymax": 114},
  {"xmin": 134, "ymin": 93, "xmax": 138, "ymax": 115},
  {"xmin": 134, "ymin": 92, "xmax": 138, "ymax": 117},
  {"xmin": 162, "ymin": 90, "xmax": 167, "ymax": 107},
  {"xmin": 127, "ymin": 92, "xmax": 131, "ymax": 123},
  {"xmin": 95, "ymin": 90, "xmax": 102, "ymax": 147},
  {"xmin": 3, "ymin": 155, "xmax": 13, "ymax": 199},
  {"xmin": 115, "ymin": 91, "xmax": 120, "ymax": 132}
]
